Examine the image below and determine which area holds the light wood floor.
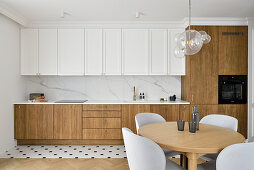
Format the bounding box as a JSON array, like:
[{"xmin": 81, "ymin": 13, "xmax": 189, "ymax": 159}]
[
  {"xmin": 0, "ymin": 158, "xmax": 129, "ymax": 170},
  {"xmin": 0, "ymin": 158, "xmax": 203, "ymax": 170}
]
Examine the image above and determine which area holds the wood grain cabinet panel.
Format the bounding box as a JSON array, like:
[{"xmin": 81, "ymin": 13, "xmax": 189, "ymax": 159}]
[
  {"xmin": 150, "ymin": 104, "xmax": 179, "ymax": 121},
  {"xmin": 83, "ymin": 118, "xmax": 121, "ymax": 129},
  {"xmin": 14, "ymin": 104, "xmax": 54, "ymax": 139},
  {"xmin": 14, "ymin": 105, "xmax": 26, "ymax": 139},
  {"xmin": 83, "ymin": 129, "xmax": 122, "ymax": 139},
  {"xmin": 218, "ymin": 26, "xmax": 248, "ymax": 75},
  {"xmin": 83, "ymin": 104, "xmax": 121, "ymax": 111},
  {"xmin": 83, "ymin": 111, "xmax": 121, "ymax": 118},
  {"xmin": 193, "ymin": 104, "xmax": 247, "ymax": 138},
  {"xmin": 189, "ymin": 26, "xmax": 219, "ymax": 105},
  {"xmin": 54, "ymin": 105, "xmax": 82, "ymax": 139},
  {"xmin": 179, "ymin": 105, "xmax": 191, "ymax": 122},
  {"xmin": 122, "ymin": 104, "xmax": 150, "ymax": 133}
]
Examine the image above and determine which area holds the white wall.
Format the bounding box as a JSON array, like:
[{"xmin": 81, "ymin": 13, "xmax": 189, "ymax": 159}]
[
  {"xmin": 0, "ymin": 14, "xmax": 25, "ymax": 154},
  {"xmin": 248, "ymin": 19, "xmax": 254, "ymax": 138}
]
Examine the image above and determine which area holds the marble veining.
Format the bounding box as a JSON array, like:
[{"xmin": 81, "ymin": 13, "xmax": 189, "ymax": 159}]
[{"xmin": 24, "ymin": 76, "xmax": 181, "ymax": 101}]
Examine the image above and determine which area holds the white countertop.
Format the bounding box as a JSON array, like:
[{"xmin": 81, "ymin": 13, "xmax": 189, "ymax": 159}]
[{"xmin": 13, "ymin": 100, "xmax": 190, "ymax": 105}]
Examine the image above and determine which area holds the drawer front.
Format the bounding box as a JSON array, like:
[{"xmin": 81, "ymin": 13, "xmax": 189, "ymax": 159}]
[
  {"xmin": 83, "ymin": 104, "xmax": 121, "ymax": 111},
  {"xmin": 83, "ymin": 129, "xmax": 122, "ymax": 139},
  {"xmin": 83, "ymin": 118, "xmax": 121, "ymax": 129},
  {"xmin": 83, "ymin": 111, "xmax": 121, "ymax": 118}
]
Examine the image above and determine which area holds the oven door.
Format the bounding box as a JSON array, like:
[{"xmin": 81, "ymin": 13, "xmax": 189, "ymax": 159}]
[{"xmin": 219, "ymin": 81, "xmax": 247, "ymax": 104}]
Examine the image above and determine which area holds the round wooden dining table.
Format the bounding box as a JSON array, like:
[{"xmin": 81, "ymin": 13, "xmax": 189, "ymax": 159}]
[{"xmin": 138, "ymin": 122, "xmax": 245, "ymax": 170}]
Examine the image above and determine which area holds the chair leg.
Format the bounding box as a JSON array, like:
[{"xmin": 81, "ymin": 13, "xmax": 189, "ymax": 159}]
[
  {"xmin": 185, "ymin": 157, "xmax": 188, "ymax": 170},
  {"xmin": 180, "ymin": 154, "xmax": 183, "ymax": 166}
]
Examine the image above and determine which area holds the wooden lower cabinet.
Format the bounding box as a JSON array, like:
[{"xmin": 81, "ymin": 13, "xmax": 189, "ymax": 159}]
[
  {"xmin": 14, "ymin": 104, "xmax": 54, "ymax": 139},
  {"xmin": 122, "ymin": 104, "xmax": 151, "ymax": 133},
  {"xmin": 54, "ymin": 105, "xmax": 82, "ymax": 139},
  {"xmin": 83, "ymin": 129, "xmax": 122, "ymax": 139},
  {"xmin": 150, "ymin": 105, "xmax": 179, "ymax": 121},
  {"xmin": 193, "ymin": 104, "xmax": 247, "ymax": 137},
  {"xmin": 15, "ymin": 103, "xmax": 247, "ymax": 144}
]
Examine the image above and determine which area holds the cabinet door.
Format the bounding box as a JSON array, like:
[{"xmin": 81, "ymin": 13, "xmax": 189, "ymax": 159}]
[
  {"xmin": 103, "ymin": 29, "xmax": 122, "ymax": 75},
  {"xmin": 149, "ymin": 29, "xmax": 168, "ymax": 75},
  {"xmin": 122, "ymin": 104, "xmax": 150, "ymax": 133},
  {"xmin": 25, "ymin": 105, "xmax": 54, "ymax": 139},
  {"xmin": 54, "ymin": 105, "xmax": 82, "ymax": 139},
  {"xmin": 122, "ymin": 29, "xmax": 149, "ymax": 75},
  {"xmin": 150, "ymin": 104, "xmax": 179, "ymax": 121},
  {"xmin": 14, "ymin": 105, "xmax": 26, "ymax": 139},
  {"xmin": 39, "ymin": 29, "xmax": 57, "ymax": 75},
  {"xmin": 21, "ymin": 29, "xmax": 38, "ymax": 75},
  {"xmin": 218, "ymin": 26, "xmax": 248, "ymax": 75},
  {"xmin": 168, "ymin": 29, "xmax": 186, "ymax": 75},
  {"xmin": 58, "ymin": 29, "xmax": 84, "ymax": 75},
  {"xmin": 190, "ymin": 26, "xmax": 219, "ymax": 105},
  {"xmin": 85, "ymin": 29, "xmax": 103, "ymax": 75},
  {"xmin": 14, "ymin": 104, "xmax": 54, "ymax": 139}
]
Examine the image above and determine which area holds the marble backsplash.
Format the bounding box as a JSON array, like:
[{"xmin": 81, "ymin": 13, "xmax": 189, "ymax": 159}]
[{"xmin": 23, "ymin": 76, "xmax": 181, "ymax": 101}]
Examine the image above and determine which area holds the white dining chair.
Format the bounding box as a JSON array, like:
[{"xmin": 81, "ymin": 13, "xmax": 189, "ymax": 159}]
[
  {"xmin": 199, "ymin": 114, "xmax": 238, "ymax": 161},
  {"xmin": 135, "ymin": 113, "xmax": 179, "ymax": 158},
  {"xmin": 198, "ymin": 142, "xmax": 254, "ymax": 170},
  {"xmin": 122, "ymin": 128, "xmax": 185, "ymax": 170}
]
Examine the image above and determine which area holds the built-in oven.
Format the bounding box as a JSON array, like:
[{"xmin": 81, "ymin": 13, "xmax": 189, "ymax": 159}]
[{"xmin": 218, "ymin": 75, "xmax": 247, "ymax": 104}]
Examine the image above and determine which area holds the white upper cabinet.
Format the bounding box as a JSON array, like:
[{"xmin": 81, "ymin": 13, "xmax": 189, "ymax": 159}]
[
  {"xmin": 168, "ymin": 29, "xmax": 186, "ymax": 75},
  {"xmin": 149, "ymin": 29, "xmax": 168, "ymax": 75},
  {"xmin": 103, "ymin": 29, "xmax": 122, "ymax": 75},
  {"xmin": 38, "ymin": 29, "xmax": 57, "ymax": 75},
  {"xmin": 21, "ymin": 29, "xmax": 38, "ymax": 75},
  {"xmin": 85, "ymin": 29, "xmax": 103, "ymax": 75},
  {"xmin": 58, "ymin": 29, "xmax": 84, "ymax": 75},
  {"xmin": 122, "ymin": 29, "xmax": 149, "ymax": 75}
]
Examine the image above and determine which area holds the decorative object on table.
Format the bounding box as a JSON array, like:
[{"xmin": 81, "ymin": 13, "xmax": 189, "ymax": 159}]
[
  {"xmin": 160, "ymin": 98, "xmax": 168, "ymax": 102},
  {"xmin": 189, "ymin": 121, "xmax": 197, "ymax": 133},
  {"xmin": 133, "ymin": 86, "xmax": 136, "ymax": 101},
  {"xmin": 177, "ymin": 120, "xmax": 185, "ymax": 131},
  {"xmin": 191, "ymin": 105, "xmax": 199, "ymax": 130},
  {"xmin": 174, "ymin": 0, "xmax": 211, "ymax": 58},
  {"xmin": 169, "ymin": 95, "xmax": 176, "ymax": 101}
]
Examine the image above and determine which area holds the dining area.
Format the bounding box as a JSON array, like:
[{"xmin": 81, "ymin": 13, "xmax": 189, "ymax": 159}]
[{"xmin": 122, "ymin": 110, "xmax": 254, "ymax": 170}]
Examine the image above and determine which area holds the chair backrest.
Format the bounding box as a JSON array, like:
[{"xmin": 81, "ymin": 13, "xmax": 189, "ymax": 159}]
[
  {"xmin": 122, "ymin": 128, "xmax": 166, "ymax": 170},
  {"xmin": 217, "ymin": 142, "xmax": 254, "ymax": 170},
  {"xmin": 135, "ymin": 113, "xmax": 166, "ymax": 133},
  {"xmin": 200, "ymin": 114, "xmax": 238, "ymax": 131}
]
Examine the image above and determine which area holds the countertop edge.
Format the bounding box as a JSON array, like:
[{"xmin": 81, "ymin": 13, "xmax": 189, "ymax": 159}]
[{"xmin": 13, "ymin": 100, "xmax": 190, "ymax": 105}]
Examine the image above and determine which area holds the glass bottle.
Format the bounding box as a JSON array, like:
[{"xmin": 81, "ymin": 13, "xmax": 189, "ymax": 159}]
[{"xmin": 191, "ymin": 105, "xmax": 199, "ymax": 130}]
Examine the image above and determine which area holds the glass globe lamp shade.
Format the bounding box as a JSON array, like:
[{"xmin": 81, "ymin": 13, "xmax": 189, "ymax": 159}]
[
  {"xmin": 180, "ymin": 30, "xmax": 203, "ymax": 55},
  {"xmin": 174, "ymin": 46, "xmax": 185, "ymax": 58},
  {"xmin": 199, "ymin": 31, "xmax": 211, "ymax": 44}
]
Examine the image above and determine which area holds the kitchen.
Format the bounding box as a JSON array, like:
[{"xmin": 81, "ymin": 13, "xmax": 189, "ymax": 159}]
[{"xmin": 0, "ymin": 0, "xmax": 253, "ymax": 170}]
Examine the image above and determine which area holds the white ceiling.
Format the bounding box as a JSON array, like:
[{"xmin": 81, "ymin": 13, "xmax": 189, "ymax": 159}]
[{"xmin": 1, "ymin": 0, "xmax": 254, "ymax": 22}]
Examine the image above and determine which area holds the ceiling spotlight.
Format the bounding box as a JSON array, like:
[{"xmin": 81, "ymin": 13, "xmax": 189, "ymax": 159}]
[
  {"xmin": 135, "ymin": 12, "xmax": 144, "ymax": 18},
  {"xmin": 60, "ymin": 11, "xmax": 70, "ymax": 18}
]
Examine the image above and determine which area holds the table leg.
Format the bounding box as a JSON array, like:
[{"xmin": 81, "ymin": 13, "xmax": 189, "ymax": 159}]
[{"xmin": 186, "ymin": 153, "xmax": 199, "ymax": 170}]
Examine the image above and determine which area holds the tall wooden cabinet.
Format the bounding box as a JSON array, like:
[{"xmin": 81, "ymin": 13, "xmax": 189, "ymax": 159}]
[
  {"xmin": 181, "ymin": 26, "xmax": 248, "ymax": 137},
  {"xmin": 218, "ymin": 26, "xmax": 248, "ymax": 75}
]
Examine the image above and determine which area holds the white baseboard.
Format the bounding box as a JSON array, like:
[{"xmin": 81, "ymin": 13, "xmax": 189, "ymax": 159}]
[{"xmin": 0, "ymin": 139, "xmax": 17, "ymax": 154}]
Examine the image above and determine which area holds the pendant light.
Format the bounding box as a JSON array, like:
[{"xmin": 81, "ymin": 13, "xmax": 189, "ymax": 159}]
[{"xmin": 174, "ymin": 0, "xmax": 211, "ymax": 58}]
